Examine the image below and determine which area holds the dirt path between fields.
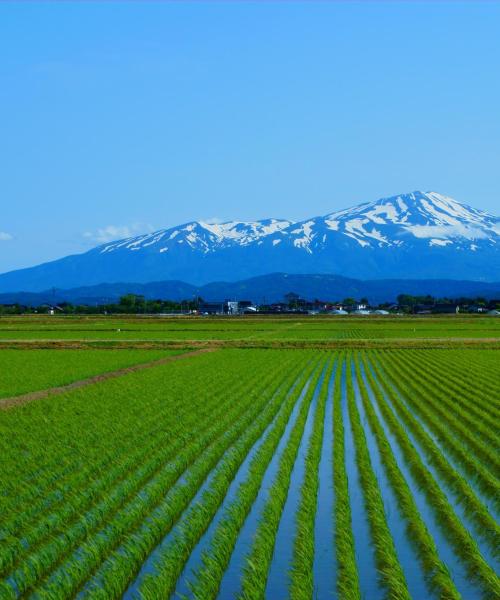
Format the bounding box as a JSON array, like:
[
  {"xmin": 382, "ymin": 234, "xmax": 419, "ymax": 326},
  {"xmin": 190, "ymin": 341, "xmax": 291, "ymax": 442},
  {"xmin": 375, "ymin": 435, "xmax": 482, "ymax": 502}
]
[{"xmin": 0, "ymin": 348, "xmax": 216, "ymax": 411}]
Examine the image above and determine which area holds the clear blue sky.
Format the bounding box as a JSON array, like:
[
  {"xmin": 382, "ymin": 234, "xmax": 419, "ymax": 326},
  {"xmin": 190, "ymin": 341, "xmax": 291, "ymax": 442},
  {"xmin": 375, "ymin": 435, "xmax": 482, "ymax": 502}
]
[{"xmin": 1, "ymin": 1, "xmax": 499, "ymax": 273}]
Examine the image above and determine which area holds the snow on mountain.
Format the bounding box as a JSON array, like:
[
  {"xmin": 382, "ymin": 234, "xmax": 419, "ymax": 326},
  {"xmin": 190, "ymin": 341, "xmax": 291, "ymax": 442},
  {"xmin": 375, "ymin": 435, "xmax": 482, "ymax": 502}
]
[
  {"xmin": 99, "ymin": 218, "xmax": 292, "ymax": 255},
  {"xmin": 0, "ymin": 191, "xmax": 498, "ymax": 292},
  {"xmin": 96, "ymin": 191, "xmax": 498, "ymax": 258},
  {"xmin": 284, "ymin": 191, "xmax": 499, "ymax": 252}
]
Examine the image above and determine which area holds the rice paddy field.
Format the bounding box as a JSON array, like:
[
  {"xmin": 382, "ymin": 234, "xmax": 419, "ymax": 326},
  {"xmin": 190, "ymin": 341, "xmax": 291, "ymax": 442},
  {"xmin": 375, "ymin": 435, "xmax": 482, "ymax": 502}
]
[{"xmin": 0, "ymin": 315, "xmax": 498, "ymax": 599}]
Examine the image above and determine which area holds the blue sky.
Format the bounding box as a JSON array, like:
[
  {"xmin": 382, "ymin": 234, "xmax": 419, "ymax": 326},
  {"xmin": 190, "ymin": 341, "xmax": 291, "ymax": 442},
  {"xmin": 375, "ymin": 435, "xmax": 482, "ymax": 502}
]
[{"xmin": 0, "ymin": 1, "xmax": 499, "ymax": 273}]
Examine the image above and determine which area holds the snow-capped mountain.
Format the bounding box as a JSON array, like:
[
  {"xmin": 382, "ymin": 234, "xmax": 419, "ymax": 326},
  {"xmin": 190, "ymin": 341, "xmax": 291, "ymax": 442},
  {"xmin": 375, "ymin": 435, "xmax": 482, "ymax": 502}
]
[
  {"xmin": 0, "ymin": 191, "xmax": 498, "ymax": 292},
  {"xmin": 99, "ymin": 218, "xmax": 292, "ymax": 255},
  {"xmin": 284, "ymin": 191, "xmax": 498, "ymax": 252}
]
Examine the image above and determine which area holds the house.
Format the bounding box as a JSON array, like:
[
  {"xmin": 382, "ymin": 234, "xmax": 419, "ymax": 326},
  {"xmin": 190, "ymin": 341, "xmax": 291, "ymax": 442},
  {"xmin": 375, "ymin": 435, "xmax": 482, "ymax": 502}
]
[
  {"xmin": 467, "ymin": 305, "xmax": 487, "ymax": 313},
  {"xmin": 199, "ymin": 301, "xmax": 227, "ymax": 315},
  {"xmin": 414, "ymin": 303, "xmax": 434, "ymax": 314},
  {"xmin": 432, "ymin": 304, "xmax": 460, "ymax": 314},
  {"xmin": 227, "ymin": 301, "xmax": 239, "ymax": 315}
]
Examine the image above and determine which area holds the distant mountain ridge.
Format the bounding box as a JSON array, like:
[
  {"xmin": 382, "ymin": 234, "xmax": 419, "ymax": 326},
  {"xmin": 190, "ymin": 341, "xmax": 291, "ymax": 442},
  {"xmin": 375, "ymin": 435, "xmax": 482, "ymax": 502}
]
[
  {"xmin": 2, "ymin": 273, "xmax": 499, "ymax": 307},
  {"xmin": 0, "ymin": 191, "xmax": 498, "ymax": 292}
]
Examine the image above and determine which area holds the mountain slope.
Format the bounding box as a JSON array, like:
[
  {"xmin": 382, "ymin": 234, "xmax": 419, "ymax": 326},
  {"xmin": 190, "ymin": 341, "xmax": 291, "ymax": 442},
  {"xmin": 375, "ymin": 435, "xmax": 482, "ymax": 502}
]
[{"xmin": 1, "ymin": 191, "xmax": 498, "ymax": 292}]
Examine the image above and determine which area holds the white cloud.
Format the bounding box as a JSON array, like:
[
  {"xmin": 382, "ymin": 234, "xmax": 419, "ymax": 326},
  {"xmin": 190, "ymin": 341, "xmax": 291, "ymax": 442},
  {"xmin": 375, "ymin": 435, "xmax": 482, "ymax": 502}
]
[
  {"xmin": 83, "ymin": 223, "xmax": 155, "ymax": 244},
  {"xmin": 0, "ymin": 232, "xmax": 13, "ymax": 241}
]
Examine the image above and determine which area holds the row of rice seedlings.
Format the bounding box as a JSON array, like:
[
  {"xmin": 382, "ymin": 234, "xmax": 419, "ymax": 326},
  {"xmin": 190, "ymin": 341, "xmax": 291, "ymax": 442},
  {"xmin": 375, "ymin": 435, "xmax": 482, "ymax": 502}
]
[
  {"xmin": 47, "ymin": 354, "xmax": 304, "ymax": 596},
  {"xmin": 411, "ymin": 349, "xmax": 500, "ymax": 422},
  {"xmin": 207, "ymin": 364, "xmax": 320, "ymax": 600},
  {"xmin": 0, "ymin": 353, "xmax": 290, "ymax": 591},
  {"xmin": 77, "ymin": 357, "xmax": 314, "ymax": 600},
  {"xmin": 345, "ymin": 356, "xmax": 411, "ymax": 600},
  {"xmin": 0, "ymin": 356, "xmax": 258, "ymax": 576},
  {"xmin": 331, "ymin": 353, "xmax": 360, "ymax": 600},
  {"xmin": 287, "ymin": 357, "xmax": 335, "ymax": 599},
  {"xmin": 0, "ymin": 398, "xmax": 216, "ymax": 579},
  {"xmin": 390, "ymin": 352, "xmax": 500, "ymax": 488},
  {"xmin": 354, "ymin": 356, "xmax": 461, "ymax": 600},
  {"xmin": 237, "ymin": 357, "xmax": 328, "ymax": 600},
  {"xmin": 265, "ymin": 359, "xmax": 329, "ymax": 598},
  {"xmin": 368, "ymin": 353, "xmax": 500, "ymax": 560},
  {"xmin": 384, "ymin": 349, "xmax": 500, "ymax": 473},
  {"xmin": 374, "ymin": 351, "xmax": 500, "ymax": 513},
  {"xmin": 135, "ymin": 355, "xmax": 325, "ymax": 599},
  {"xmin": 411, "ymin": 350, "xmax": 500, "ymax": 421},
  {"xmin": 3, "ymin": 359, "xmax": 285, "ymax": 599},
  {"xmin": 0, "ymin": 351, "xmax": 227, "ymax": 533},
  {"xmin": 364, "ymin": 355, "xmax": 500, "ymax": 599},
  {"xmin": 312, "ymin": 357, "xmax": 336, "ymax": 600},
  {"xmin": 392, "ymin": 350, "xmax": 499, "ymax": 447},
  {"xmin": 448, "ymin": 350, "xmax": 500, "ymax": 396}
]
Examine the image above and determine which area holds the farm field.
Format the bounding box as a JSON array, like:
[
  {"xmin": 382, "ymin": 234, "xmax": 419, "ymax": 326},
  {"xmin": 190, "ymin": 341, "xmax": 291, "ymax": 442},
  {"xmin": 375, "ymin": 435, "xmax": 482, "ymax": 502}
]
[
  {"xmin": 0, "ymin": 314, "xmax": 498, "ymax": 342},
  {"xmin": 0, "ymin": 349, "xmax": 182, "ymax": 400},
  {"xmin": 0, "ymin": 317, "xmax": 498, "ymax": 599}
]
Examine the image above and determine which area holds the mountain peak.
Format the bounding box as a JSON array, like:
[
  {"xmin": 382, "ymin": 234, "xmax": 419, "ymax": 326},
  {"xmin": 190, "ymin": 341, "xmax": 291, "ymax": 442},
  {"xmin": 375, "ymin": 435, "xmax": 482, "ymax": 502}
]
[{"xmin": 0, "ymin": 190, "xmax": 498, "ymax": 292}]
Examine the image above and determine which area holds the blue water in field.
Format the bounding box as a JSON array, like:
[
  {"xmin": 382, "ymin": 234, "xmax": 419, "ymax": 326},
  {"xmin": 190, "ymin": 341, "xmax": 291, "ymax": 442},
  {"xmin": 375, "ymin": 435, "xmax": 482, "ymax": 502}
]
[
  {"xmin": 342, "ymin": 362, "xmax": 385, "ymax": 600},
  {"xmin": 171, "ymin": 366, "xmax": 312, "ymax": 599},
  {"xmin": 361, "ymin": 360, "xmax": 483, "ymax": 600},
  {"xmin": 264, "ymin": 362, "xmax": 328, "ymax": 598},
  {"xmin": 313, "ymin": 361, "xmax": 337, "ymax": 600},
  {"xmin": 122, "ymin": 367, "xmax": 305, "ymax": 599},
  {"xmin": 373, "ymin": 355, "xmax": 499, "ymax": 521},
  {"xmin": 371, "ymin": 359, "xmax": 500, "ymax": 574},
  {"xmin": 214, "ymin": 367, "xmax": 318, "ymax": 600},
  {"xmin": 351, "ymin": 362, "xmax": 429, "ymax": 599}
]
